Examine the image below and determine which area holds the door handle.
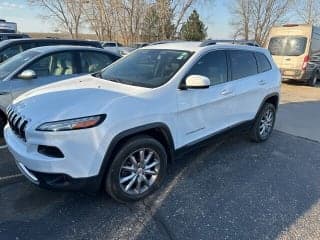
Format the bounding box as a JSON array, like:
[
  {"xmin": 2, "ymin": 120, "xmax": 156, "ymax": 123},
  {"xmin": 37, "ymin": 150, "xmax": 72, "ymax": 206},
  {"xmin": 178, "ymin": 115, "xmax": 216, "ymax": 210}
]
[
  {"xmin": 221, "ymin": 89, "xmax": 233, "ymax": 96},
  {"xmin": 0, "ymin": 91, "xmax": 10, "ymax": 95},
  {"xmin": 258, "ymin": 79, "xmax": 266, "ymax": 85}
]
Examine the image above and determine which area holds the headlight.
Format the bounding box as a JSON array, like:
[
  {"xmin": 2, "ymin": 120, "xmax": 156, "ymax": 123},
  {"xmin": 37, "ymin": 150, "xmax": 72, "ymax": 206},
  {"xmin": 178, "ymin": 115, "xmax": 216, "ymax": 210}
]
[{"xmin": 36, "ymin": 114, "xmax": 106, "ymax": 132}]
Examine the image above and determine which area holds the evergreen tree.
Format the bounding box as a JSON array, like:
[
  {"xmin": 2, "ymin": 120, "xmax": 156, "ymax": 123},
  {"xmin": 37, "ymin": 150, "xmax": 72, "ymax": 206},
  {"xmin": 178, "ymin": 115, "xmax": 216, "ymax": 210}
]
[{"xmin": 180, "ymin": 10, "xmax": 207, "ymax": 41}]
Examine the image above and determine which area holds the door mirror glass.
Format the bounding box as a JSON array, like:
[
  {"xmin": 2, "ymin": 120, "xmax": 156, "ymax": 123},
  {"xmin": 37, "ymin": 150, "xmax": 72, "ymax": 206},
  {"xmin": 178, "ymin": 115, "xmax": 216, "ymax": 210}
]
[
  {"xmin": 185, "ymin": 75, "xmax": 210, "ymax": 89},
  {"xmin": 18, "ymin": 69, "xmax": 37, "ymax": 80}
]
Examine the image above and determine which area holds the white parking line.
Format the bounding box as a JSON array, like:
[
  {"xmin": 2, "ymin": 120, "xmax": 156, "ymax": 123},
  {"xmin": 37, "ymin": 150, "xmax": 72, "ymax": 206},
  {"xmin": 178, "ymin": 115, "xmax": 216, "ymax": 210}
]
[
  {"xmin": 0, "ymin": 174, "xmax": 23, "ymax": 181},
  {"xmin": 0, "ymin": 145, "xmax": 7, "ymax": 150}
]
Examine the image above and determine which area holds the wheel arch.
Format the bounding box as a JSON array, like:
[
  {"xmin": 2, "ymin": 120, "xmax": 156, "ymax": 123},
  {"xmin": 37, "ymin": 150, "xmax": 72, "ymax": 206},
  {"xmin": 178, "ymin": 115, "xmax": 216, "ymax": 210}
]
[
  {"xmin": 255, "ymin": 93, "xmax": 279, "ymax": 119},
  {"xmin": 97, "ymin": 122, "xmax": 175, "ymax": 188}
]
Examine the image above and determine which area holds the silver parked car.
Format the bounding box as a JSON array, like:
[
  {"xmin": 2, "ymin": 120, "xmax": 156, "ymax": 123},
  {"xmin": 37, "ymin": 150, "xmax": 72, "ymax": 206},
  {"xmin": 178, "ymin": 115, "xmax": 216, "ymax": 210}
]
[
  {"xmin": 0, "ymin": 45, "xmax": 120, "ymax": 136},
  {"xmin": 101, "ymin": 41, "xmax": 135, "ymax": 56}
]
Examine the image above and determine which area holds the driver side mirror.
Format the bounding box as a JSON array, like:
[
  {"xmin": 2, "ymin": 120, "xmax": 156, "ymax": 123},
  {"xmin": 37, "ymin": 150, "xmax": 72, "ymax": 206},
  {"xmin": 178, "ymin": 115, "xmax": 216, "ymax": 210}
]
[
  {"xmin": 185, "ymin": 75, "xmax": 210, "ymax": 89},
  {"xmin": 18, "ymin": 70, "xmax": 37, "ymax": 80}
]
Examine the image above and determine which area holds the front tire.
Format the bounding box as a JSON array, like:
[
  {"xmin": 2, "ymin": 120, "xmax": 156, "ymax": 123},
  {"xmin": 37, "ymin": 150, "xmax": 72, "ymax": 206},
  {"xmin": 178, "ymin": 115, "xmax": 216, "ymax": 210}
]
[
  {"xmin": 105, "ymin": 136, "xmax": 167, "ymax": 202},
  {"xmin": 250, "ymin": 103, "xmax": 276, "ymax": 142}
]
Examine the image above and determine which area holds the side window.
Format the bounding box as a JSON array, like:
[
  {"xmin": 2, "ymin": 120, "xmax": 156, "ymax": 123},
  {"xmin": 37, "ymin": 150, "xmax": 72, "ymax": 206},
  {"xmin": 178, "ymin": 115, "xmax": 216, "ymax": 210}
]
[
  {"xmin": 27, "ymin": 52, "xmax": 75, "ymax": 77},
  {"xmin": 255, "ymin": 52, "xmax": 272, "ymax": 73},
  {"xmin": 0, "ymin": 44, "xmax": 23, "ymax": 62},
  {"xmin": 230, "ymin": 50, "xmax": 258, "ymax": 80},
  {"xmin": 80, "ymin": 51, "xmax": 114, "ymax": 73},
  {"xmin": 188, "ymin": 51, "xmax": 228, "ymax": 86}
]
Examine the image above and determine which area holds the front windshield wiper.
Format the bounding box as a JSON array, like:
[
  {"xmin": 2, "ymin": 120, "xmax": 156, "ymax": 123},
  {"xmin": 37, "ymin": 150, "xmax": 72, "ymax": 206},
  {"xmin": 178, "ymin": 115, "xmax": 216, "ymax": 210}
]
[
  {"xmin": 92, "ymin": 71, "xmax": 102, "ymax": 78},
  {"xmin": 98, "ymin": 74, "xmax": 154, "ymax": 88}
]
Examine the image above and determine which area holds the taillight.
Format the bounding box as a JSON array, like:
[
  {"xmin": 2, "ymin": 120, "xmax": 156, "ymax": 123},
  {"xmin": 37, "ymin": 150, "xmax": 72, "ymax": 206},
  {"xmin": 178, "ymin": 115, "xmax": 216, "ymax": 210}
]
[{"xmin": 302, "ymin": 55, "xmax": 310, "ymax": 70}]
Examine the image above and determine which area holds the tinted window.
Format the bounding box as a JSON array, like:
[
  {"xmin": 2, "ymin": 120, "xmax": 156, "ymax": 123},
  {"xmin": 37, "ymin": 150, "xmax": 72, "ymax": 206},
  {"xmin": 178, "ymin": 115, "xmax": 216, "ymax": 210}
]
[
  {"xmin": 268, "ymin": 36, "xmax": 307, "ymax": 56},
  {"xmin": 80, "ymin": 51, "xmax": 114, "ymax": 73},
  {"xmin": 101, "ymin": 49, "xmax": 192, "ymax": 88},
  {"xmin": 188, "ymin": 51, "xmax": 228, "ymax": 86},
  {"xmin": 230, "ymin": 51, "xmax": 258, "ymax": 80},
  {"xmin": 255, "ymin": 52, "xmax": 272, "ymax": 73},
  {"xmin": 0, "ymin": 44, "xmax": 23, "ymax": 63},
  {"xmin": 27, "ymin": 52, "xmax": 76, "ymax": 77}
]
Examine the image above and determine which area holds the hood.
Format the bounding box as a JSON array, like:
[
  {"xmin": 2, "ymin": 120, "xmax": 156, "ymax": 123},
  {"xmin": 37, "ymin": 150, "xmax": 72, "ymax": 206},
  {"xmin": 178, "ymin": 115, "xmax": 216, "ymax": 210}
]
[{"xmin": 12, "ymin": 75, "xmax": 148, "ymax": 125}]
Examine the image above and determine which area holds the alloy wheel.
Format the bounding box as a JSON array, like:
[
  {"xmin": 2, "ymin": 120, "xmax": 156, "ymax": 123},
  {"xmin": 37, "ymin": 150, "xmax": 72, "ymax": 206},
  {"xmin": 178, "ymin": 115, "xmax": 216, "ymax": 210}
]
[
  {"xmin": 119, "ymin": 148, "xmax": 160, "ymax": 195},
  {"xmin": 259, "ymin": 108, "xmax": 274, "ymax": 138}
]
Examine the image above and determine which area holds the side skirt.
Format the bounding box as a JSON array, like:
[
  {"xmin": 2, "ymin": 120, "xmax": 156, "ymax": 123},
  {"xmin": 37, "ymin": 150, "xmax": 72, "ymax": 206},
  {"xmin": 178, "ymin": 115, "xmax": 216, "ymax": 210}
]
[{"xmin": 174, "ymin": 120, "xmax": 254, "ymax": 158}]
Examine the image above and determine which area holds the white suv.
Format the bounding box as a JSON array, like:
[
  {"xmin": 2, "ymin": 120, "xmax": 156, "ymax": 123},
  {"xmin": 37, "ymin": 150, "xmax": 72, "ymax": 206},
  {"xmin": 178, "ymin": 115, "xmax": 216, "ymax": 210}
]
[{"xmin": 4, "ymin": 41, "xmax": 281, "ymax": 202}]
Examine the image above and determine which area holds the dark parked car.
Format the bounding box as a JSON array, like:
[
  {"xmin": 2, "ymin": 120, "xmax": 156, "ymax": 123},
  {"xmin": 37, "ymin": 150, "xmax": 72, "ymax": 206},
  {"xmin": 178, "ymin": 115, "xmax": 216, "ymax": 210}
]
[
  {"xmin": 0, "ymin": 33, "xmax": 30, "ymax": 41},
  {"xmin": 0, "ymin": 38, "xmax": 103, "ymax": 63}
]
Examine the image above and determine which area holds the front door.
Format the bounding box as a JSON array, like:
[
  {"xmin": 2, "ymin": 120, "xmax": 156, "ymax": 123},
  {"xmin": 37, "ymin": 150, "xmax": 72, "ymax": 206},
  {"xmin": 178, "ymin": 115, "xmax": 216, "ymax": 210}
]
[
  {"xmin": 10, "ymin": 51, "xmax": 78, "ymax": 99},
  {"xmin": 176, "ymin": 50, "xmax": 236, "ymax": 147}
]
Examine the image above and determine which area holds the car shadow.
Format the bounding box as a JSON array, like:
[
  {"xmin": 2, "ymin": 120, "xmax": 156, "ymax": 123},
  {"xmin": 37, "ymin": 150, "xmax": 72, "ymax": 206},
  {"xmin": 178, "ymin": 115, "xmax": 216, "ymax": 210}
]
[{"xmin": 135, "ymin": 129, "xmax": 320, "ymax": 239}]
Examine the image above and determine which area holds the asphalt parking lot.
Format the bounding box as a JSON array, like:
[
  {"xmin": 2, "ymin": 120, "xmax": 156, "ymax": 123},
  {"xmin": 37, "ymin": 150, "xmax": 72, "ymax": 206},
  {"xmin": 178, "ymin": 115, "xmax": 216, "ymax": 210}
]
[{"xmin": 0, "ymin": 82, "xmax": 320, "ymax": 240}]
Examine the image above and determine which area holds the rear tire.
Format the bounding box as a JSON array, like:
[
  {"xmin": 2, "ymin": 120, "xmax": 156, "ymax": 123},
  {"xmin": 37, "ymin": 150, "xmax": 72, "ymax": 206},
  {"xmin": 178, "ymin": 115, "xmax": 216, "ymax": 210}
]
[
  {"xmin": 250, "ymin": 103, "xmax": 276, "ymax": 142},
  {"xmin": 308, "ymin": 74, "xmax": 318, "ymax": 87},
  {"xmin": 105, "ymin": 135, "xmax": 167, "ymax": 203}
]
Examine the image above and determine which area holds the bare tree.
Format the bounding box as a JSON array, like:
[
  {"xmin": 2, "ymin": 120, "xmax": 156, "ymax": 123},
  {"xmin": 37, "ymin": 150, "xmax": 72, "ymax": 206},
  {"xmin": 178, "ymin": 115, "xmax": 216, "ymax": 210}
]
[
  {"xmin": 230, "ymin": 0, "xmax": 250, "ymax": 40},
  {"xmin": 29, "ymin": 0, "xmax": 85, "ymax": 39},
  {"xmin": 29, "ymin": 0, "xmax": 209, "ymax": 43},
  {"xmin": 230, "ymin": 0, "xmax": 293, "ymax": 45},
  {"xmin": 83, "ymin": 0, "xmax": 116, "ymax": 41},
  {"xmin": 295, "ymin": 0, "xmax": 320, "ymax": 25},
  {"xmin": 171, "ymin": 0, "xmax": 193, "ymax": 36},
  {"xmin": 109, "ymin": 0, "xmax": 147, "ymax": 44}
]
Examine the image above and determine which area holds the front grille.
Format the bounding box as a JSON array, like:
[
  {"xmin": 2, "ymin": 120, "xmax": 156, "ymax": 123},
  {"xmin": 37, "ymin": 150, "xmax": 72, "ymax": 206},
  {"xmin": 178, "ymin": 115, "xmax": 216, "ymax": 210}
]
[{"xmin": 7, "ymin": 106, "xmax": 28, "ymax": 141}]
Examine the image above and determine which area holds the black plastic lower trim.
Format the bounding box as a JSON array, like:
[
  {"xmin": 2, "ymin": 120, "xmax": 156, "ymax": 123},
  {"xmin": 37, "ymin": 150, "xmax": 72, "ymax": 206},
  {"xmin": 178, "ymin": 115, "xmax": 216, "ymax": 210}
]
[{"xmin": 29, "ymin": 170, "xmax": 101, "ymax": 193}]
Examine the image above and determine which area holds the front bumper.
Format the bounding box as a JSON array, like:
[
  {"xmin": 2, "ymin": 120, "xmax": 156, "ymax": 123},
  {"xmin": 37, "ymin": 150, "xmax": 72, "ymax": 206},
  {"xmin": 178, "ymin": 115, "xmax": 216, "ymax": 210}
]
[
  {"xmin": 14, "ymin": 161, "xmax": 101, "ymax": 191},
  {"xmin": 4, "ymin": 124, "xmax": 112, "ymax": 189}
]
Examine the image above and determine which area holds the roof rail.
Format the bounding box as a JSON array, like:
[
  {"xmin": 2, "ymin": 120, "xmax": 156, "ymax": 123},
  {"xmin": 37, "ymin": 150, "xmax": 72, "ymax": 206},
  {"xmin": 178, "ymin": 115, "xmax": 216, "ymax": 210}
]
[
  {"xmin": 199, "ymin": 39, "xmax": 260, "ymax": 47},
  {"xmin": 150, "ymin": 40, "xmax": 185, "ymax": 45}
]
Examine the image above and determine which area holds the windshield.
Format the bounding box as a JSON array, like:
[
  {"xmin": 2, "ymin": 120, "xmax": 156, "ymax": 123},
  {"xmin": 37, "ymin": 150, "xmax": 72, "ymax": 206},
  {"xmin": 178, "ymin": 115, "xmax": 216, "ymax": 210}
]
[
  {"xmin": 100, "ymin": 49, "xmax": 192, "ymax": 88},
  {"xmin": 0, "ymin": 50, "xmax": 40, "ymax": 80},
  {"xmin": 268, "ymin": 36, "xmax": 307, "ymax": 56}
]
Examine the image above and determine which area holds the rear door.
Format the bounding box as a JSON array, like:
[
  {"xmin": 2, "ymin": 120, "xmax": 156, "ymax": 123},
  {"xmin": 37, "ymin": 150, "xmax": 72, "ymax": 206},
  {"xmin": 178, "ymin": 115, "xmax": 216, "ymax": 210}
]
[
  {"xmin": 227, "ymin": 50, "xmax": 263, "ymax": 122},
  {"xmin": 10, "ymin": 51, "xmax": 79, "ymax": 99}
]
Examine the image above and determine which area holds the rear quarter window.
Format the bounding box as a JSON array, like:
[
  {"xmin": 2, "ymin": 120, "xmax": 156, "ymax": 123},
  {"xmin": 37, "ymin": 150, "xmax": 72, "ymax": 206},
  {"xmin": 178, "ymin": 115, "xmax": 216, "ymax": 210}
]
[
  {"xmin": 255, "ymin": 52, "xmax": 272, "ymax": 73},
  {"xmin": 229, "ymin": 50, "xmax": 258, "ymax": 80}
]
